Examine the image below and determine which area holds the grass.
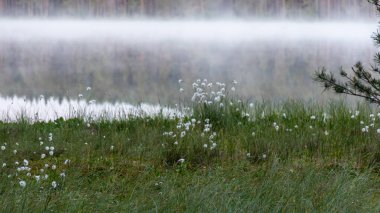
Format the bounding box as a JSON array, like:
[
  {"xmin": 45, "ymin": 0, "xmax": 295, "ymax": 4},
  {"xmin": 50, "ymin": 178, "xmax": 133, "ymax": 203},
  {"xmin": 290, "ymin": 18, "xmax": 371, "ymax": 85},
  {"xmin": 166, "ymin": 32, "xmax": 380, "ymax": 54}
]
[{"xmin": 0, "ymin": 96, "xmax": 379, "ymax": 212}]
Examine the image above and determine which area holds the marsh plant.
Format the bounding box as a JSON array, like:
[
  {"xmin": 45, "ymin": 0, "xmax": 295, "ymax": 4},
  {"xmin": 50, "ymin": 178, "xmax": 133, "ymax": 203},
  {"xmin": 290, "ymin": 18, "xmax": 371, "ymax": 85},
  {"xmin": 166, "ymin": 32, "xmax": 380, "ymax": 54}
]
[{"xmin": 0, "ymin": 78, "xmax": 380, "ymax": 211}]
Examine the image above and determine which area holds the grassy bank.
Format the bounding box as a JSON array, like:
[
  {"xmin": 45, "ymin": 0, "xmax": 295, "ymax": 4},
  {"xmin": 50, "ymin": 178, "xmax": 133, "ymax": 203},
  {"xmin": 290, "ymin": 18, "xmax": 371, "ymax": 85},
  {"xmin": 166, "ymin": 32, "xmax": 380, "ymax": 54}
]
[{"xmin": 0, "ymin": 98, "xmax": 379, "ymax": 212}]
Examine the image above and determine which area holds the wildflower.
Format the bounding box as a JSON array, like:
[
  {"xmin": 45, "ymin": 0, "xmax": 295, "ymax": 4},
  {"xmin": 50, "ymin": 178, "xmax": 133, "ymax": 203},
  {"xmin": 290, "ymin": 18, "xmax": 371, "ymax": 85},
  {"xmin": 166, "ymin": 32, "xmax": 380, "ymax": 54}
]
[
  {"xmin": 60, "ymin": 173, "xmax": 66, "ymax": 178},
  {"xmin": 49, "ymin": 151, "xmax": 54, "ymax": 156},
  {"xmin": 324, "ymin": 130, "xmax": 329, "ymax": 136},
  {"xmin": 49, "ymin": 146, "xmax": 54, "ymax": 151},
  {"xmin": 13, "ymin": 150, "xmax": 17, "ymax": 154},
  {"xmin": 246, "ymin": 153, "xmax": 251, "ymax": 157},
  {"xmin": 64, "ymin": 159, "xmax": 71, "ymax": 165},
  {"xmin": 27, "ymin": 173, "xmax": 31, "ymax": 177},
  {"xmin": 275, "ymin": 125, "xmax": 280, "ymax": 131},
  {"xmin": 15, "ymin": 161, "xmax": 19, "ymax": 165},
  {"xmin": 51, "ymin": 181, "xmax": 57, "ymax": 188},
  {"xmin": 310, "ymin": 115, "xmax": 316, "ymax": 120},
  {"xmin": 262, "ymin": 154, "xmax": 267, "ymax": 159},
  {"xmin": 87, "ymin": 123, "xmax": 91, "ymax": 127},
  {"xmin": 44, "ymin": 174, "xmax": 48, "ymax": 180},
  {"xmin": 294, "ymin": 125, "xmax": 299, "ymax": 129},
  {"xmin": 178, "ymin": 158, "xmax": 185, "ymax": 163},
  {"xmin": 45, "ymin": 146, "xmax": 49, "ymax": 151},
  {"xmin": 110, "ymin": 146, "xmax": 114, "ymax": 151},
  {"xmin": 249, "ymin": 103, "xmax": 254, "ymax": 108},
  {"xmin": 211, "ymin": 143, "xmax": 217, "ymax": 149},
  {"xmin": 23, "ymin": 159, "xmax": 29, "ymax": 166},
  {"xmin": 41, "ymin": 154, "xmax": 46, "ymax": 159},
  {"xmin": 19, "ymin": 180, "xmax": 26, "ymax": 188},
  {"xmin": 231, "ymin": 87, "xmax": 236, "ymax": 92},
  {"xmin": 78, "ymin": 94, "xmax": 83, "ymax": 98},
  {"xmin": 40, "ymin": 142, "xmax": 43, "ymax": 145},
  {"xmin": 40, "ymin": 169, "xmax": 44, "ymax": 173},
  {"xmin": 180, "ymin": 131, "xmax": 186, "ymax": 138},
  {"xmin": 360, "ymin": 121, "xmax": 364, "ymax": 125},
  {"xmin": 2, "ymin": 163, "xmax": 6, "ymax": 167},
  {"xmin": 179, "ymin": 88, "xmax": 184, "ymax": 93},
  {"xmin": 233, "ymin": 80, "xmax": 238, "ymax": 84},
  {"xmin": 178, "ymin": 79, "xmax": 183, "ymax": 84},
  {"xmin": 174, "ymin": 141, "xmax": 178, "ymax": 145},
  {"xmin": 35, "ymin": 176, "xmax": 40, "ymax": 182},
  {"xmin": 1, "ymin": 146, "xmax": 5, "ymax": 150},
  {"xmin": 48, "ymin": 133, "xmax": 53, "ymax": 141},
  {"xmin": 86, "ymin": 87, "xmax": 91, "ymax": 91},
  {"xmin": 52, "ymin": 165, "xmax": 57, "ymax": 170},
  {"xmin": 203, "ymin": 144, "xmax": 208, "ymax": 148},
  {"xmin": 377, "ymin": 129, "xmax": 380, "ymax": 134}
]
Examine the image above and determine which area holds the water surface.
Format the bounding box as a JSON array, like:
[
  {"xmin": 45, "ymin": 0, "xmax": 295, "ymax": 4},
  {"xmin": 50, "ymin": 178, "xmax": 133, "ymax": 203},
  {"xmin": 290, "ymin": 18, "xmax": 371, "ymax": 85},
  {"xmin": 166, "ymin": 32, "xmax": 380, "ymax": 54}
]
[{"xmin": 0, "ymin": 20, "xmax": 377, "ymax": 103}]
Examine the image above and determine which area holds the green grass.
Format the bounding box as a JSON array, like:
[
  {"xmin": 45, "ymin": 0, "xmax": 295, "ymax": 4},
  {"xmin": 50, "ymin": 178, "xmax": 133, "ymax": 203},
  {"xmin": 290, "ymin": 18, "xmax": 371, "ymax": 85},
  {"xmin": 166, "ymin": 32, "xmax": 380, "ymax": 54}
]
[{"xmin": 0, "ymin": 100, "xmax": 379, "ymax": 212}]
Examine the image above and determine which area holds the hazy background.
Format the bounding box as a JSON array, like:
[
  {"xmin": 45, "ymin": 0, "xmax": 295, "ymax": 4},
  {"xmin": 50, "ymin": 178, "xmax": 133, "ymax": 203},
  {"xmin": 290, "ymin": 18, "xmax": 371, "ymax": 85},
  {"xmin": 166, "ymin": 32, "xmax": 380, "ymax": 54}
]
[{"xmin": 0, "ymin": 0, "xmax": 378, "ymax": 103}]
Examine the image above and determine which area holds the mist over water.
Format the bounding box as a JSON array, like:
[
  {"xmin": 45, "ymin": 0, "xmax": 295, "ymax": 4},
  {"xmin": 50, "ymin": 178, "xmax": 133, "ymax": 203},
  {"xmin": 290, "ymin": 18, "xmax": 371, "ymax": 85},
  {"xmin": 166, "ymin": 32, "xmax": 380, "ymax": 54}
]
[
  {"xmin": 0, "ymin": 20, "xmax": 375, "ymax": 42},
  {"xmin": 0, "ymin": 19, "xmax": 377, "ymax": 105}
]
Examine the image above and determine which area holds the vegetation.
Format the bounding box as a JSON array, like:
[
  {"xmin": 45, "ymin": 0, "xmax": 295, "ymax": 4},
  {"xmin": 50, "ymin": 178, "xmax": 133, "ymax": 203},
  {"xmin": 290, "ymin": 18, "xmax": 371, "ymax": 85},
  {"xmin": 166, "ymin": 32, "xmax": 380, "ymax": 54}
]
[
  {"xmin": 0, "ymin": 79, "xmax": 379, "ymax": 211},
  {"xmin": 315, "ymin": 0, "xmax": 380, "ymax": 105}
]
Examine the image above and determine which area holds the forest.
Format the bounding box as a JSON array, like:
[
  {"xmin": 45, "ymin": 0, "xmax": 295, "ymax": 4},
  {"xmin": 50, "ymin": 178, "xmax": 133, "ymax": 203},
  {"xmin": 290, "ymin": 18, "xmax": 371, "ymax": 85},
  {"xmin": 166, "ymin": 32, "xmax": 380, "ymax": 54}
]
[{"xmin": 0, "ymin": 0, "xmax": 376, "ymax": 19}]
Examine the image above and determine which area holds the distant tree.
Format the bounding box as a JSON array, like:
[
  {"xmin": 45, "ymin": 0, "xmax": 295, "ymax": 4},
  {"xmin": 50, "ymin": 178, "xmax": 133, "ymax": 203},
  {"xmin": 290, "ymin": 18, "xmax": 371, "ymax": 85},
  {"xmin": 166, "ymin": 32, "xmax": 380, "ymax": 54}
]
[{"xmin": 314, "ymin": 0, "xmax": 380, "ymax": 104}]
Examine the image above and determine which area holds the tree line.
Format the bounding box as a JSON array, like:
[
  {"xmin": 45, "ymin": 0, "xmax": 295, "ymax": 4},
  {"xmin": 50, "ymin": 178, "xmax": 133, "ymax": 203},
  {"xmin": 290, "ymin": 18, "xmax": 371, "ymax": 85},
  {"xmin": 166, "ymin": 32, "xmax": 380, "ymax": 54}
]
[{"xmin": 0, "ymin": 0, "xmax": 375, "ymax": 19}]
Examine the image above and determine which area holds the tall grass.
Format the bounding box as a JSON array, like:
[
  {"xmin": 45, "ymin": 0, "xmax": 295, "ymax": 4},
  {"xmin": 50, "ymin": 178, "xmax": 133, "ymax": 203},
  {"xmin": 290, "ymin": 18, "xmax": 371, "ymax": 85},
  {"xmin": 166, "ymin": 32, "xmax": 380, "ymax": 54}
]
[{"xmin": 0, "ymin": 81, "xmax": 379, "ymax": 211}]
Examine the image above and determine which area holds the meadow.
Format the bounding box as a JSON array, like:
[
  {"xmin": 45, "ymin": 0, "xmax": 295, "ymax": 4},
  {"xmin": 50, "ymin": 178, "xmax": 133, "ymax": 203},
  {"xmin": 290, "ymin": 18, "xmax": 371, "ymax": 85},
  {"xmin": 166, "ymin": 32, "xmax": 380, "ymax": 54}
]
[{"xmin": 0, "ymin": 79, "xmax": 379, "ymax": 212}]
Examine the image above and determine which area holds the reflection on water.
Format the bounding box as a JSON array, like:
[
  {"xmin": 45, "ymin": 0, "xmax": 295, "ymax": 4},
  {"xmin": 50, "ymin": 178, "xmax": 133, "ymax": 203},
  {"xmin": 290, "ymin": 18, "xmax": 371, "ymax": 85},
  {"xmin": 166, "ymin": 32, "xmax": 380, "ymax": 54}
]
[
  {"xmin": 0, "ymin": 20, "xmax": 377, "ymax": 103},
  {"xmin": 0, "ymin": 96, "xmax": 179, "ymax": 122}
]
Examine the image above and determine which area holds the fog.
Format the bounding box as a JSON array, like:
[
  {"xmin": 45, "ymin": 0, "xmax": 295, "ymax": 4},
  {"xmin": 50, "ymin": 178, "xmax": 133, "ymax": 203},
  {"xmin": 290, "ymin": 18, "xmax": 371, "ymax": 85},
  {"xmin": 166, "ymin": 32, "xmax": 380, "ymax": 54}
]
[
  {"xmin": 0, "ymin": 19, "xmax": 377, "ymax": 105},
  {"xmin": 0, "ymin": 20, "xmax": 376, "ymax": 42}
]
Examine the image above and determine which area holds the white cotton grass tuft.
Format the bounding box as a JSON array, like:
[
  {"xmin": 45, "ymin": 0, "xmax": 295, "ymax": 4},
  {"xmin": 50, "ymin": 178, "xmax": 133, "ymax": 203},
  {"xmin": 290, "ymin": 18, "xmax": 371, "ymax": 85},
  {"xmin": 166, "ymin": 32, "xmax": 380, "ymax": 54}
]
[
  {"xmin": 19, "ymin": 180, "xmax": 26, "ymax": 188},
  {"xmin": 51, "ymin": 181, "xmax": 57, "ymax": 188}
]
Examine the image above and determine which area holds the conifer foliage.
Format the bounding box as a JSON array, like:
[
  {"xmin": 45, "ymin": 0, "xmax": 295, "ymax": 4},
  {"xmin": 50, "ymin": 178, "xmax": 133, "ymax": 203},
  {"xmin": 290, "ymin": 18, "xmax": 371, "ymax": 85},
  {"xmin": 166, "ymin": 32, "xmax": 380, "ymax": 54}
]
[{"xmin": 314, "ymin": 1, "xmax": 380, "ymax": 103}]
